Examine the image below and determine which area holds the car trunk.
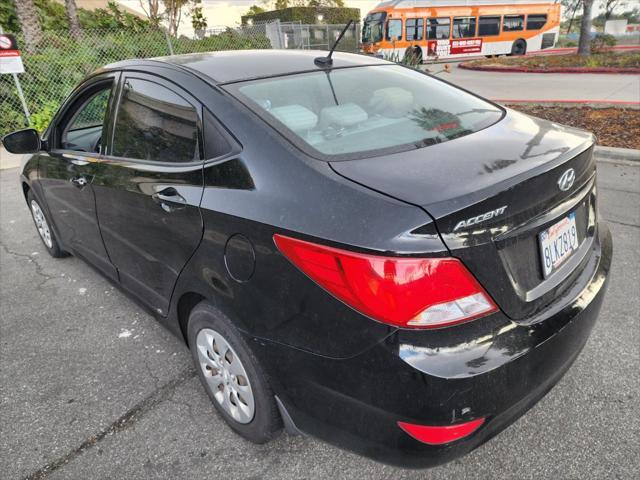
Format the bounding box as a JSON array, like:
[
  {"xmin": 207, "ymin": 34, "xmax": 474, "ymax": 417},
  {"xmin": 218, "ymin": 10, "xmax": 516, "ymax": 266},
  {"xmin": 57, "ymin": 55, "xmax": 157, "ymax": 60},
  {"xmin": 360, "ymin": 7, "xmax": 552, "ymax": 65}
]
[{"xmin": 330, "ymin": 109, "xmax": 598, "ymax": 320}]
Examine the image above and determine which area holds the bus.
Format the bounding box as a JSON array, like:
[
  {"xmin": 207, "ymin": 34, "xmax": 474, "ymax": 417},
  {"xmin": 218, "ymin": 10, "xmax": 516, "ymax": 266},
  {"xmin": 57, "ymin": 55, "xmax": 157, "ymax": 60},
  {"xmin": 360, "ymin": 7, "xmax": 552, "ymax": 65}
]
[{"xmin": 361, "ymin": 0, "xmax": 561, "ymax": 62}]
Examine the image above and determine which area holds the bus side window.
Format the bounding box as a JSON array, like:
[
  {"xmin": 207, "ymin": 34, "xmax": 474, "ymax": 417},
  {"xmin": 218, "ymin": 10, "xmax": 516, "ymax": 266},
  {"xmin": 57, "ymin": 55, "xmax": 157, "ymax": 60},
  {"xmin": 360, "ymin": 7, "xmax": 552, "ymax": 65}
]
[
  {"xmin": 406, "ymin": 18, "xmax": 424, "ymax": 41},
  {"xmin": 453, "ymin": 17, "xmax": 477, "ymax": 38},
  {"xmin": 526, "ymin": 14, "xmax": 547, "ymax": 30},
  {"xmin": 428, "ymin": 18, "xmax": 451, "ymax": 40},
  {"xmin": 503, "ymin": 15, "xmax": 525, "ymax": 32},
  {"xmin": 478, "ymin": 16, "xmax": 501, "ymax": 36},
  {"xmin": 387, "ymin": 19, "xmax": 403, "ymax": 41}
]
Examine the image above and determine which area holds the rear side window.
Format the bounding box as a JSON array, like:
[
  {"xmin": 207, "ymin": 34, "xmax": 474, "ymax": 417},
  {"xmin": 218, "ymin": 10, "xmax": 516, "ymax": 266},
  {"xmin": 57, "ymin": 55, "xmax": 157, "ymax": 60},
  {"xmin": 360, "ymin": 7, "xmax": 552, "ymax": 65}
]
[
  {"xmin": 478, "ymin": 16, "xmax": 501, "ymax": 36},
  {"xmin": 527, "ymin": 14, "xmax": 547, "ymax": 30},
  {"xmin": 387, "ymin": 19, "xmax": 403, "ymax": 40},
  {"xmin": 112, "ymin": 78, "xmax": 199, "ymax": 162},
  {"xmin": 427, "ymin": 18, "xmax": 450, "ymax": 39},
  {"xmin": 503, "ymin": 15, "xmax": 525, "ymax": 32},
  {"xmin": 453, "ymin": 17, "xmax": 477, "ymax": 38},
  {"xmin": 406, "ymin": 18, "xmax": 424, "ymax": 41}
]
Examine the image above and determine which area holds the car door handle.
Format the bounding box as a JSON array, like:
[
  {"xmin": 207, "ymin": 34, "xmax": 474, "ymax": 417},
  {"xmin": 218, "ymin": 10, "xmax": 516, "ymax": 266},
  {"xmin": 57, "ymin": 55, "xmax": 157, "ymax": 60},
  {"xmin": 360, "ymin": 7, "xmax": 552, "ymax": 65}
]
[
  {"xmin": 70, "ymin": 176, "xmax": 89, "ymax": 188},
  {"xmin": 152, "ymin": 187, "xmax": 187, "ymax": 212}
]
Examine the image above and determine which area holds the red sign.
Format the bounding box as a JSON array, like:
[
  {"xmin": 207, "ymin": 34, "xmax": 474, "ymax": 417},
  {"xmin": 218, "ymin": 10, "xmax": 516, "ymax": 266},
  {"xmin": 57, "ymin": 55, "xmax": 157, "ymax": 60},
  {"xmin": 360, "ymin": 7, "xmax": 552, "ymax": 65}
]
[
  {"xmin": 0, "ymin": 34, "xmax": 24, "ymax": 74},
  {"xmin": 450, "ymin": 38, "xmax": 483, "ymax": 55},
  {"xmin": 427, "ymin": 38, "xmax": 483, "ymax": 57}
]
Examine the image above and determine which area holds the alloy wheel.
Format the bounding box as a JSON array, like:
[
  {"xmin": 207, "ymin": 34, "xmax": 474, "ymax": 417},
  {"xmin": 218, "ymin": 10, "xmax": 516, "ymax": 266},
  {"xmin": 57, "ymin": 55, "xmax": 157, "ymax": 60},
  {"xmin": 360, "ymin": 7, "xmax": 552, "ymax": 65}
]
[
  {"xmin": 196, "ymin": 328, "xmax": 255, "ymax": 424},
  {"xmin": 30, "ymin": 200, "xmax": 53, "ymax": 249}
]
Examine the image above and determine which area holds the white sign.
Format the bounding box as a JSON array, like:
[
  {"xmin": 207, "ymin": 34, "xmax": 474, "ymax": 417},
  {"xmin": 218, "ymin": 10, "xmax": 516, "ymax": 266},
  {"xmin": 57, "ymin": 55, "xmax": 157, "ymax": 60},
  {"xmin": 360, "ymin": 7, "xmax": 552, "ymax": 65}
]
[{"xmin": 0, "ymin": 34, "xmax": 25, "ymax": 74}]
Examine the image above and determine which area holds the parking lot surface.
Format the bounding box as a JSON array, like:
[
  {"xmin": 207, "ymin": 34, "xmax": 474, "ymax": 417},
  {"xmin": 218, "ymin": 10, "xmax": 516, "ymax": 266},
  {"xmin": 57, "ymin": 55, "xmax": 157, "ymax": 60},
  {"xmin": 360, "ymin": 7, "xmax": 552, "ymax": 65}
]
[
  {"xmin": 440, "ymin": 61, "xmax": 640, "ymax": 103},
  {"xmin": 1, "ymin": 159, "xmax": 638, "ymax": 479}
]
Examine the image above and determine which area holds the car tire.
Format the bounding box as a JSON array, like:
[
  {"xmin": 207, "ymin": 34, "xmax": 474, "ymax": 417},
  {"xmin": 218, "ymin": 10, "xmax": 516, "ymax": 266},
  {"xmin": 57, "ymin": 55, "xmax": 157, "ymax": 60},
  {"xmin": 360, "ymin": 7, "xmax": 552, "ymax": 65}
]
[
  {"xmin": 187, "ymin": 302, "xmax": 282, "ymax": 443},
  {"xmin": 27, "ymin": 190, "xmax": 68, "ymax": 258},
  {"xmin": 510, "ymin": 39, "xmax": 527, "ymax": 56}
]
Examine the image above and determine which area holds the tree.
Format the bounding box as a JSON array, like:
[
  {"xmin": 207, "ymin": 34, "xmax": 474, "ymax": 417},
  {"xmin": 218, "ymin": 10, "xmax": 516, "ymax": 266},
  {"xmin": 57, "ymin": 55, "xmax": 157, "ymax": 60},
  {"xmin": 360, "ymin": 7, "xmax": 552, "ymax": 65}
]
[
  {"xmin": 190, "ymin": 0, "xmax": 207, "ymax": 34},
  {"xmin": 64, "ymin": 0, "xmax": 82, "ymax": 39},
  {"xmin": 245, "ymin": 5, "xmax": 266, "ymax": 17},
  {"xmin": 561, "ymin": 0, "xmax": 581, "ymax": 34},
  {"xmin": 139, "ymin": 0, "xmax": 162, "ymax": 25},
  {"xmin": 578, "ymin": 0, "xmax": 594, "ymax": 55},
  {"xmin": 12, "ymin": 0, "xmax": 43, "ymax": 53},
  {"xmin": 601, "ymin": 0, "xmax": 627, "ymax": 20},
  {"xmin": 163, "ymin": 0, "xmax": 189, "ymax": 37}
]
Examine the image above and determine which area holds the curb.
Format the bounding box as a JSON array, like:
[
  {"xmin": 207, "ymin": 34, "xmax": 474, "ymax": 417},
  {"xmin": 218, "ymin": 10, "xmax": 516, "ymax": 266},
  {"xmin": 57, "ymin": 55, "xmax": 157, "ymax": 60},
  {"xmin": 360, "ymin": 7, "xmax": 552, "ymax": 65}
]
[
  {"xmin": 459, "ymin": 63, "xmax": 640, "ymax": 74},
  {"xmin": 594, "ymin": 145, "xmax": 640, "ymax": 163},
  {"xmin": 495, "ymin": 99, "xmax": 640, "ymax": 107}
]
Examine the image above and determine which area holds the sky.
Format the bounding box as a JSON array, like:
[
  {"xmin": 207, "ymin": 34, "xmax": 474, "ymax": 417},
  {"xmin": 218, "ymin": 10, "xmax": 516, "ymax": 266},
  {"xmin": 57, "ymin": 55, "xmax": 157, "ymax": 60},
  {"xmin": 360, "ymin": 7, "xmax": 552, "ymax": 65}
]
[
  {"xmin": 120, "ymin": 1, "xmax": 625, "ymax": 36},
  {"xmin": 120, "ymin": 1, "xmax": 380, "ymax": 34}
]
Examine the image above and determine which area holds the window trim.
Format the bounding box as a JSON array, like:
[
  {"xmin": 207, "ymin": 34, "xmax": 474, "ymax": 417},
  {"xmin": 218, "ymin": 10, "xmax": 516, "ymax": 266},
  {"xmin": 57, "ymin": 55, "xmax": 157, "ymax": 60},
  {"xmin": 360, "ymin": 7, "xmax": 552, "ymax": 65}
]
[
  {"xmin": 48, "ymin": 72, "xmax": 120, "ymax": 155},
  {"xmin": 427, "ymin": 17, "xmax": 451, "ymax": 40},
  {"xmin": 105, "ymin": 72, "xmax": 205, "ymax": 166},
  {"xmin": 405, "ymin": 17, "xmax": 424, "ymax": 41},
  {"xmin": 386, "ymin": 18, "xmax": 403, "ymax": 41},
  {"xmin": 452, "ymin": 16, "xmax": 477, "ymax": 39},
  {"xmin": 526, "ymin": 14, "xmax": 548, "ymax": 31},
  {"xmin": 503, "ymin": 14, "xmax": 525, "ymax": 32},
  {"xmin": 478, "ymin": 16, "xmax": 502, "ymax": 37}
]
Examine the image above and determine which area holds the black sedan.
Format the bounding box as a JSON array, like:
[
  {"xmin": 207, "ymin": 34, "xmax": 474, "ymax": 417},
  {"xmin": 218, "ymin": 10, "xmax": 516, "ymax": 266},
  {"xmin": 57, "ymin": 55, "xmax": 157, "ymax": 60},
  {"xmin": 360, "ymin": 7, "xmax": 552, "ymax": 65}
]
[{"xmin": 5, "ymin": 50, "xmax": 612, "ymax": 468}]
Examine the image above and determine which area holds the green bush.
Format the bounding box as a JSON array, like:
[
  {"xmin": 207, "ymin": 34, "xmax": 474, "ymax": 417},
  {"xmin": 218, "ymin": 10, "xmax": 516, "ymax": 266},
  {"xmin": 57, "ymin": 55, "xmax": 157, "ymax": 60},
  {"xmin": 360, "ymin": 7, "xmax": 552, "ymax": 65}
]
[
  {"xmin": 0, "ymin": 28, "xmax": 271, "ymax": 137},
  {"xmin": 590, "ymin": 33, "xmax": 617, "ymax": 53}
]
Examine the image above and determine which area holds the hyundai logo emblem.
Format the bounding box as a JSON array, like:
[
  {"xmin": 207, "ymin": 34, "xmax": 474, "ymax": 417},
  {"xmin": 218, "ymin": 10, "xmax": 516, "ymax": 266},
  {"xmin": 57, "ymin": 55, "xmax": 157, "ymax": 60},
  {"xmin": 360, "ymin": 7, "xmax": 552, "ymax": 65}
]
[{"xmin": 558, "ymin": 168, "xmax": 575, "ymax": 191}]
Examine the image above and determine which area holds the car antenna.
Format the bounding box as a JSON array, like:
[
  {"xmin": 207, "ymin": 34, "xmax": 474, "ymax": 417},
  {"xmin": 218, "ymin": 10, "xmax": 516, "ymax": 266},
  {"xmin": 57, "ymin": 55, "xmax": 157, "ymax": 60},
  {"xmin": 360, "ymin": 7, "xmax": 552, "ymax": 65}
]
[{"xmin": 314, "ymin": 20, "xmax": 354, "ymax": 68}]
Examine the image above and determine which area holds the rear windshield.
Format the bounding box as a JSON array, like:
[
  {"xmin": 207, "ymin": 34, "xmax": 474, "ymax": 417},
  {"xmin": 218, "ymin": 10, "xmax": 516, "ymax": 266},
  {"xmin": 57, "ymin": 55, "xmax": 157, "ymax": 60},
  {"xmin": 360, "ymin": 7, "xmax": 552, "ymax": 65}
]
[{"xmin": 224, "ymin": 65, "xmax": 503, "ymax": 159}]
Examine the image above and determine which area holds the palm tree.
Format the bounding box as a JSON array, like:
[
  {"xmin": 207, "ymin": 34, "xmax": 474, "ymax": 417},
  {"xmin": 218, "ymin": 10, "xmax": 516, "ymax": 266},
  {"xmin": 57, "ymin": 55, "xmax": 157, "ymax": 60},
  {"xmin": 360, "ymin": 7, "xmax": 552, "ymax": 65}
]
[
  {"xmin": 12, "ymin": 0, "xmax": 43, "ymax": 53},
  {"xmin": 578, "ymin": 0, "xmax": 594, "ymax": 56},
  {"xmin": 64, "ymin": 0, "xmax": 83, "ymax": 39}
]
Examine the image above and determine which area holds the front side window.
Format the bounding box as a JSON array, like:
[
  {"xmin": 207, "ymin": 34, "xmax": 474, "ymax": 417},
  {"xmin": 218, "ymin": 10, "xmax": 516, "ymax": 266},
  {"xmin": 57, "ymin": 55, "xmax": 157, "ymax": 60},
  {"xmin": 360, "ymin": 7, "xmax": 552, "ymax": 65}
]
[
  {"xmin": 362, "ymin": 12, "xmax": 386, "ymax": 43},
  {"xmin": 427, "ymin": 18, "xmax": 450, "ymax": 39},
  {"xmin": 478, "ymin": 16, "xmax": 501, "ymax": 36},
  {"xmin": 386, "ymin": 19, "xmax": 403, "ymax": 41},
  {"xmin": 503, "ymin": 15, "xmax": 525, "ymax": 32},
  {"xmin": 453, "ymin": 17, "xmax": 477, "ymax": 38},
  {"xmin": 527, "ymin": 14, "xmax": 547, "ymax": 30},
  {"xmin": 406, "ymin": 18, "xmax": 424, "ymax": 41},
  {"xmin": 225, "ymin": 65, "xmax": 503, "ymax": 158},
  {"xmin": 60, "ymin": 84, "xmax": 112, "ymax": 152},
  {"xmin": 112, "ymin": 78, "xmax": 198, "ymax": 162}
]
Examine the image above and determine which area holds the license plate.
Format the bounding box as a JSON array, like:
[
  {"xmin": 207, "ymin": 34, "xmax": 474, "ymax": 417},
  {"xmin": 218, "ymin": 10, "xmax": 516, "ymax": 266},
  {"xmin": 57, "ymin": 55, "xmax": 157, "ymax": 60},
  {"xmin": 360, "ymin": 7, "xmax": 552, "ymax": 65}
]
[{"xmin": 539, "ymin": 213, "xmax": 579, "ymax": 278}]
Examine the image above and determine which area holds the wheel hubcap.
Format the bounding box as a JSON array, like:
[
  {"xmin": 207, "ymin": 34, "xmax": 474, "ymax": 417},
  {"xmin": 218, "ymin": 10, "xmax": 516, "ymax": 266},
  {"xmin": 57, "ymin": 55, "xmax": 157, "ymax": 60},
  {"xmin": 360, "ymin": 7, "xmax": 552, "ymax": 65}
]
[
  {"xmin": 196, "ymin": 328, "xmax": 255, "ymax": 424},
  {"xmin": 30, "ymin": 200, "xmax": 53, "ymax": 249}
]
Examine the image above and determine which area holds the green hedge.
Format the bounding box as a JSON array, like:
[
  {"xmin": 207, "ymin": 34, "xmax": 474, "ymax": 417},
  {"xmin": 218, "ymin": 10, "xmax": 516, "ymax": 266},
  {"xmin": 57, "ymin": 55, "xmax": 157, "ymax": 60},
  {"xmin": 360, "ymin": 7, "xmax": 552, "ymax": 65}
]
[
  {"xmin": 0, "ymin": 28, "xmax": 270, "ymax": 137},
  {"xmin": 242, "ymin": 7, "xmax": 360, "ymax": 25}
]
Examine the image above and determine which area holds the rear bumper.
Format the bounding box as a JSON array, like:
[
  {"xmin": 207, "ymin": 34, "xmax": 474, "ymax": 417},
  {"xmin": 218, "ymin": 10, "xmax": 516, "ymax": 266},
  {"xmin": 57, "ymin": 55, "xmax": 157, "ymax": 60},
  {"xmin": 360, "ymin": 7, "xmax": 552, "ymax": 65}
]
[{"xmin": 252, "ymin": 223, "xmax": 612, "ymax": 468}]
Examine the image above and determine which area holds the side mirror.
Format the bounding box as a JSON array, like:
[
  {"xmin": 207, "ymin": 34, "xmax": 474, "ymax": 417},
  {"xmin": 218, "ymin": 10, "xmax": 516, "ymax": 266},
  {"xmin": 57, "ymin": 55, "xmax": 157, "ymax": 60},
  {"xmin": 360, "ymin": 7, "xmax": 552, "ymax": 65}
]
[{"xmin": 2, "ymin": 128, "xmax": 41, "ymax": 154}]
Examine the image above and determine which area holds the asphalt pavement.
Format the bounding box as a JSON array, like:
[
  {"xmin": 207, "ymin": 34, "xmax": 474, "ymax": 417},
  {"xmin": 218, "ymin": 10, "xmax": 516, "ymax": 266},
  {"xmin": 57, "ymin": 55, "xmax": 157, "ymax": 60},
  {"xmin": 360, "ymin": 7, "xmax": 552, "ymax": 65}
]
[
  {"xmin": 437, "ymin": 62, "xmax": 640, "ymax": 104},
  {"xmin": 1, "ymin": 159, "xmax": 639, "ymax": 480}
]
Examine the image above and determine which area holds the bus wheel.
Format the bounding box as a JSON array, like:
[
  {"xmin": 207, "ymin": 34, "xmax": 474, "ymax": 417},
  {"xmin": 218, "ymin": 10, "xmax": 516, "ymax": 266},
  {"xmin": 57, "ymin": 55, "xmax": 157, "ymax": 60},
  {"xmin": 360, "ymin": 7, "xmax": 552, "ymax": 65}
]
[
  {"xmin": 403, "ymin": 46, "xmax": 423, "ymax": 66},
  {"xmin": 510, "ymin": 39, "xmax": 527, "ymax": 56}
]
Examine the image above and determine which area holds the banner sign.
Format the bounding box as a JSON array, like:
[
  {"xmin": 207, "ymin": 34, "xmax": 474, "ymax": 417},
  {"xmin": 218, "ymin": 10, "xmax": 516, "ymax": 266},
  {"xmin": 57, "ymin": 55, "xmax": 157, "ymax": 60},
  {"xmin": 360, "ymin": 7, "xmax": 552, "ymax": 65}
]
[
  {"xmin": 0, "ymin": 34, "xmax": 25, "ymax": 74},
  {"xmin": 428, "ymin": 38, "xmax": 483, "ymax": 57}
]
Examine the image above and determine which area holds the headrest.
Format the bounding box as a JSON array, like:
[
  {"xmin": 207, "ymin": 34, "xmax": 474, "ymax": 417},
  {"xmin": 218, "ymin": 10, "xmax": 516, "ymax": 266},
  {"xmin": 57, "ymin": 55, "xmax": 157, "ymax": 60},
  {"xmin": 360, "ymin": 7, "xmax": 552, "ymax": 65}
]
[
  {"xmin": 319, "ymin": 103, "xmax": 368, "ymax": 129},
  {"xmin": 369, "ymin": 87, "xmax": 414, "ymax": 118},
  {"xmin": 269, "ymin": 105, "xmax": 318, "ymax": 132}
]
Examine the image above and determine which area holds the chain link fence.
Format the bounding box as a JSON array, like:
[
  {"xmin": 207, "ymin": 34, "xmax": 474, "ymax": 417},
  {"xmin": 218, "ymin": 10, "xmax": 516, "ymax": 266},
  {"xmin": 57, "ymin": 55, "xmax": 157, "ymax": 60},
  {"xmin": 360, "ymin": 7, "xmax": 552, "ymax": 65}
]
[{"xmin": 1, "ymin": 22, "xmax": 358, "ymax": 137}]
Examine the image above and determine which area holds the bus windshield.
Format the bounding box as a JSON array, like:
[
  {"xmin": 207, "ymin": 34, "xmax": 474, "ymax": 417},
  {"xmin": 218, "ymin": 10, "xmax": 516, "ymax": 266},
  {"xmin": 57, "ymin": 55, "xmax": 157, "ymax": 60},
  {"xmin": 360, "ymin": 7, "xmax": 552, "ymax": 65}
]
[
  {"xmin": 225, "ymin": 65, "xmax": 503, "ymax": 158},
  {"xmin": 362, "ymin": 12, "xmax": 386, "ymax": 43}
]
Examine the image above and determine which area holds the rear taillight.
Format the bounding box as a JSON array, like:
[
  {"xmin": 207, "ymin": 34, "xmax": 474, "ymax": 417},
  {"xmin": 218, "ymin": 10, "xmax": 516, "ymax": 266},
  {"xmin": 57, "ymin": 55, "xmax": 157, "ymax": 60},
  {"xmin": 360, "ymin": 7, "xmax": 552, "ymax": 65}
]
[{"xmin": 273, "ymin": 234, "xmax": 497, "ymax": 329}]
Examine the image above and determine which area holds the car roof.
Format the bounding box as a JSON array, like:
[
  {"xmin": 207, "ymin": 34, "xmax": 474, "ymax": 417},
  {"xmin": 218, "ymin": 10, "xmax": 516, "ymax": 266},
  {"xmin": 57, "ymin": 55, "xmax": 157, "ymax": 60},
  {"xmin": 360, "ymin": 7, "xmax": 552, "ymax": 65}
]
[{"xmin": 106, "ymin": 49, "xmax": 392, "ymax": 84}]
